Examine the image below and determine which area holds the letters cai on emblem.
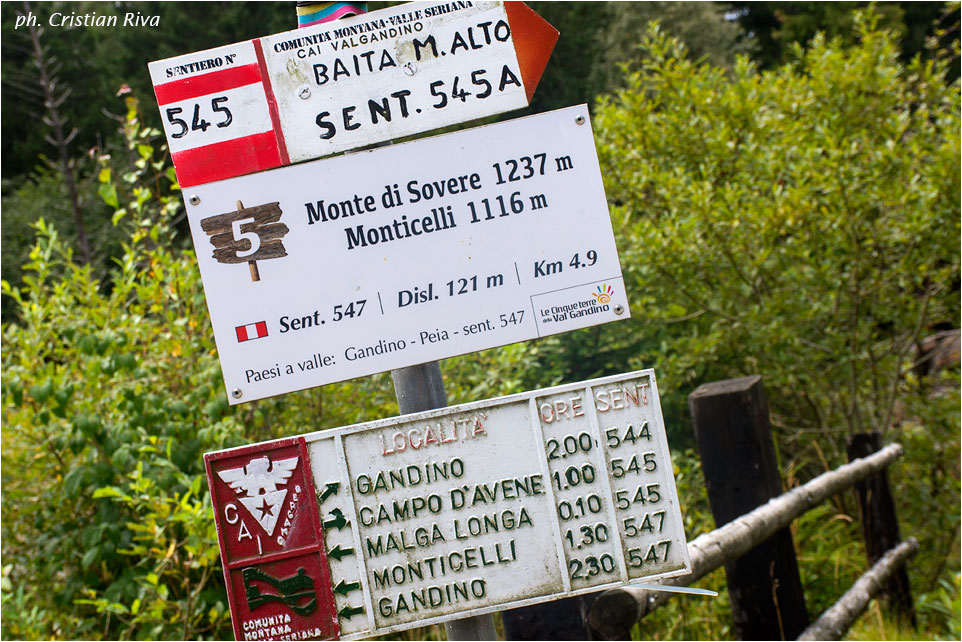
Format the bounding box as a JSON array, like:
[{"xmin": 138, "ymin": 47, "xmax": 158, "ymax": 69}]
[{"xmin": 217, "ymin": 453, "xmax": 308, "ymax": 551}]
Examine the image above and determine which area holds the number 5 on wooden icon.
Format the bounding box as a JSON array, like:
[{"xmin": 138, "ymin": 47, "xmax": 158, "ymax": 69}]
[{"xmin": 200, "ymin": 200, "xmax": 290, "ymax": 282}]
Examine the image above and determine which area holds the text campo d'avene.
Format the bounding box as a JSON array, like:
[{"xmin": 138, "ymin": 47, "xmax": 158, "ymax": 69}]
[{"xmin": 350, "ymin": 413, "xmax": 533, "ymax": 619}]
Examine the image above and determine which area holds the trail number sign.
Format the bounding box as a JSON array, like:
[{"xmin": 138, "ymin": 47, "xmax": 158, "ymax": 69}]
[
  {"xmin": 205, "ymin": 370, "xmax": 691, "ymax": 639},
  {"xmin": 183, "ymin": 105, "xmax": 630, "ymax": 404},
  {"xmin": 148, "ymin": 1, "xmax": 558, "ymax": 187}
]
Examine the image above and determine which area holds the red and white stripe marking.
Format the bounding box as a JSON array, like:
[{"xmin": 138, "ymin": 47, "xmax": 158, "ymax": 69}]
[
  {"xmin": 235, "ymin": 321, "xmax": 268, "ymax": 343},
  {"xmin": 148, "ymin": 41, "xmax": 287, "ymax": 188}
]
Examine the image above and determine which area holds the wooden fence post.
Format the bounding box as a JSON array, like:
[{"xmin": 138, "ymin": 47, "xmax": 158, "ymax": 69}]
[
  {"xmin": 847, "ymin": 432, "xmax": 916, "ymax": 627},
  {"xmin": 688, "ymin": 376, "xmax": 809, "ymax": 640}
]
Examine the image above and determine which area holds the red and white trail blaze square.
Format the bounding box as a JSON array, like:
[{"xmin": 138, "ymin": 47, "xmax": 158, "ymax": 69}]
[
  {"xmin": 148, "ymin": 40, "xmax": 286, "ymax": 188},
  {"xmin": 236, "ymin": 321, "xmax": 269, "ymax": 343}
]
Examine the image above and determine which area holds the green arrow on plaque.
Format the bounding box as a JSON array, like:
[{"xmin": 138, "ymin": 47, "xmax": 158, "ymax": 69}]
[
  {"xmin": 317, "ymin": 481, "xmax": 340, "ymax": 503},
  {"xmin": 323, "ymin": 507, "xmax": 349, "ymax": 530},
  {"xmin": 338, "ymin": 605, "xmax": 364, "ymax": 620},
  {"xmin": 333, "ymin": 579, "xmax": 361, "ymax": 596},
  {"xmin": 328, "ymin": 544, "xmax": 354, "ymax": 561}
]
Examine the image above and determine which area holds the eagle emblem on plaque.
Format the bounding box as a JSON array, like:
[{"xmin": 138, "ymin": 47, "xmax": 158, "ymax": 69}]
[
  {"xmin": 217, "ymin": 455, "xmax": 299, "ymax": 536},
  {"xmin": 205, "ymin": 439, "xmax": 340, "ymax": 640}
]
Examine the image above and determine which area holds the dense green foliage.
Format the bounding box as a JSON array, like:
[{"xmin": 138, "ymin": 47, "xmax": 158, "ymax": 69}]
[
  {"xmin": 594, "ymin": 13, "xmax": 960, "ymax": 445},
  {"xmin": 2, "ymin": 6, "xmax": 959, "ymax": 641},
  {"xmin": 592, "ymin": 14, "xmax": 961, "ymax": 638},
  {"xmin": 728, "ymin": 2, "xmax": 956, "ymax": 68}
]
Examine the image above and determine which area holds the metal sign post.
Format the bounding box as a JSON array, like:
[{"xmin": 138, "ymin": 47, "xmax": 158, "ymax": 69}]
[{"xmin": 391, "ymin": 361, "xmax": 497, "ymax": 640}]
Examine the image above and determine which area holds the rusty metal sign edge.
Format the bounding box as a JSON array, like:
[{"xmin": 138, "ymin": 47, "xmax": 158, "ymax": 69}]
[{"xmin": 206, "ymin": 368, "xmax": 666, "ymax": 454}]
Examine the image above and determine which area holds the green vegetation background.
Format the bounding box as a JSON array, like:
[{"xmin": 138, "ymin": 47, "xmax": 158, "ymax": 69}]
[{"xmin": 1, "ymin": 2, "xmax": 959, "ymax": 640}]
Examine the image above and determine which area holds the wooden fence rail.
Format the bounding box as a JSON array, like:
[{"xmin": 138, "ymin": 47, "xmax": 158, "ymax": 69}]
[
  {"xmin": 587, "ymin": 443, "xmax": 905, "ymax": 639},
  {"xmin": 798, "ymin": 537, "xmax": 919, "ymax": 641}
]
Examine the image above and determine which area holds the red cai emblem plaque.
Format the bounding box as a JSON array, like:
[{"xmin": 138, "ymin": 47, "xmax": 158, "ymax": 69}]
[{"xmin": 206, "ymin": 437, "xmax": 338, "ymax": 641}]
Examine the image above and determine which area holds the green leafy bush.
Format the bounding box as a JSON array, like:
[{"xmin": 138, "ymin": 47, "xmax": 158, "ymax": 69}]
[
  {"xmin": 594, "ymin": 14, "xmax": 959, "ymax": 449},
  {"xmin": 1, "ymin": 218, "xmax": 232, "ymax": 638},
  {"xmin": 590, "ymin": 11, "xmax": 960, "ymax": 637}
]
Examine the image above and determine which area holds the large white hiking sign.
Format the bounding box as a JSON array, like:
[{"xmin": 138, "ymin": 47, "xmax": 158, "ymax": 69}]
[
  {"xmin": 206, "ymin": 370, "xmax": 691, "ymax": 640},
  {"xmin": 183, "ymin": 106, "xmax": 630, "ymax": 404}
]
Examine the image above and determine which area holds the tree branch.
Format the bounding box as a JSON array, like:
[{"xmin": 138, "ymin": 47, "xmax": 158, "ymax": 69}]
[
  {"xmin": 23, "ymin": 0, "xmax": 90, "ymax": 263},
  {"xmin": 798, "ymin": 538, "xmax": 919, "ymax": 641},
  {"xmin": 587, "ymin": 444, "xmax": 905, "ymax": 638}
]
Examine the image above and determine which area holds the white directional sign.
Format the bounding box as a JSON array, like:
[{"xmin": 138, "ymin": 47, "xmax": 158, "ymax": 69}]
[
  {"xmin": 205, "ymin": 370, "xmax": 691, "ymax": 639},
  {"xmin": 183, "ymin": 105, "xmax": 630, "ymax": 404},
  {"xmin": 148, "ymin": 1, "xmax": 558, "ymax": 186}
]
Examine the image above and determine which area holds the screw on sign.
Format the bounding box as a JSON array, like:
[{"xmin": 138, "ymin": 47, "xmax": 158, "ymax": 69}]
[
  {"xmin": 205, "ymin": 438, "xmax": 340, "ymax": 641},
  {"xmin": 200, "ymin": 200, "xmax": 290, "ymax": 281}
]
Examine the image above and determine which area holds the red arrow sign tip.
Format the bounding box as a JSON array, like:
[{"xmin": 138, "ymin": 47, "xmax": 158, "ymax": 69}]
[{"xmin": 506, "ymin": 2, "xmax": 560, "ymax": 103}]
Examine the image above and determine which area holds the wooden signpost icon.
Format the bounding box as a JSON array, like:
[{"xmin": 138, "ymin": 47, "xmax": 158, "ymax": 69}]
[{"xmin": 200, "ymin": 200, "xmax": 289, "ymax": 282}]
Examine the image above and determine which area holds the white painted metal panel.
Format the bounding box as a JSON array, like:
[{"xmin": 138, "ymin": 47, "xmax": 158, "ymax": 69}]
[
  {"xmin": 183, "ymin": 105, "xmax": 630, "ymax": 404},
  {"xmin": 261, "ymin": 1, "xmax": 528, "ymax": 162},
  {"xmin": 208, "ymin": 369, "xmax": 691, "ymax": 638}
]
